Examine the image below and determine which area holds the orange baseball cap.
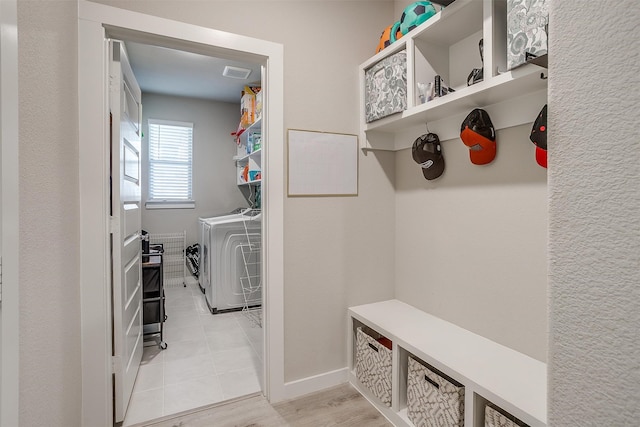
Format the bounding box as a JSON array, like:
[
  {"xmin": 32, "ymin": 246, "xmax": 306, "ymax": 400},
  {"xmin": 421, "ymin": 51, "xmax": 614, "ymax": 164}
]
[
  {"xmin": 460, "ymin": 108, "xmax": 496, "ymax": 165},
  {"xmin": 529, "ymin": 104, "xmax": 547, "ymax": 168}
]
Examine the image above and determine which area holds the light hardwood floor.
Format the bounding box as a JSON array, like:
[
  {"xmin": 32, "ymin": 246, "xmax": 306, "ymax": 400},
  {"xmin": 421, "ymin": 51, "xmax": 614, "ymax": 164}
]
[{"xmin": 133, "ymin": 383, "xmax": 392, "ymax": 427}]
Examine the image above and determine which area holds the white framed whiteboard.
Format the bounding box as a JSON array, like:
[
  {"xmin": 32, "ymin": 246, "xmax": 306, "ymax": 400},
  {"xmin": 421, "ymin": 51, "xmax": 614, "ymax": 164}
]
[{"xmin": 287, "ymin": 129, "xmax": 358, "ymax": 197}]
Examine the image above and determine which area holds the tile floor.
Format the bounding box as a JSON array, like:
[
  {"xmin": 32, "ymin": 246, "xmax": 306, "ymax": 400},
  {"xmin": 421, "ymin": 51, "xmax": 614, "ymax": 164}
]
[{"xmin": 122, "ymin": 280, "xmax": 263, "ymax": 426}]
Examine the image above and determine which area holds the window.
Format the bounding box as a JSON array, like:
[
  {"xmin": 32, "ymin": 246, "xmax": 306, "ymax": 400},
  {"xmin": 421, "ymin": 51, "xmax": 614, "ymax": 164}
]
[{"xmin": 146, "ymin": 119, "xmax": 194, "ymax": 208}]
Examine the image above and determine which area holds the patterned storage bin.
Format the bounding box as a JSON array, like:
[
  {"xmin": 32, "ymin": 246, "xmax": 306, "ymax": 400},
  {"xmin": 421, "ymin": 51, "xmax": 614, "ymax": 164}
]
[
  {"xmin": 407, "ymin": 356, "xmax": 465, "ymax": 427},
  {"xmin": 355, "ymin": 327, "xmax": 393, "ymax": 406},
  {"xmin": 364, "ymin": 50, "xmax": 407, "ymax": 123},
  {"xmin": 485, "ymin": 404, "xmax": 529, "ymax": 427},
  {"xmin": 507, "ymin": 0, "xmax": 549, "ymax": 70}
]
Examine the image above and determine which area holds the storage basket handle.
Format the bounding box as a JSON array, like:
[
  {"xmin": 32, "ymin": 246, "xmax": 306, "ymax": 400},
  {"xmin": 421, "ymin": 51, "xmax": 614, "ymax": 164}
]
[
  {"xmin": 368, "ymin": 343, "xmax": 379, "ymax": 352},
  {"xmin": 424, "ymin": 375, "xmax": 440, "ymax": 389}
]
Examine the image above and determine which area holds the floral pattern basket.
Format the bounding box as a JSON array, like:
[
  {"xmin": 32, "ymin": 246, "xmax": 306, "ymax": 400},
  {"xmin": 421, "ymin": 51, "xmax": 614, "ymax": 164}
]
[
  {"xmin": 507, "ymin": 0, "xmax": 549, "ymax": 70},
  {"xmin": 365, "ymin": 50, "xmax": 407, "ymax": 123}
]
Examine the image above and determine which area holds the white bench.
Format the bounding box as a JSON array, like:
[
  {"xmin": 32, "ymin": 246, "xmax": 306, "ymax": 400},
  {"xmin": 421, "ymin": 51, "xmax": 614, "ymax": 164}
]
[{"xmin": 348, "ymin": 299, "xmax": 546, "ymax": 427}]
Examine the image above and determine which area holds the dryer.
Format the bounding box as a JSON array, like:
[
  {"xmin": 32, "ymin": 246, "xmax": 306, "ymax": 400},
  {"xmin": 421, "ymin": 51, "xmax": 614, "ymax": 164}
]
[
  {"xmin": 204, "ymin": 211, "xmax": 261, "ymax": 314},
  {"xmin": 197, "ymin": 207, "xmax": 249, "ymax": 293}
]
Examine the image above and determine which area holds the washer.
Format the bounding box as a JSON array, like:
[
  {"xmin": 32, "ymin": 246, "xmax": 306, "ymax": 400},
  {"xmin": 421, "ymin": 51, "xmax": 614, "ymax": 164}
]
[{"xmin": 205, "ymin": 211, "xmax": 261, "ymax": 314}]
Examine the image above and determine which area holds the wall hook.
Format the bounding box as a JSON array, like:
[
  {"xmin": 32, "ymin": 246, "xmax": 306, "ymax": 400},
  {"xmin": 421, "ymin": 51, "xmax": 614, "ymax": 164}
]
[
  {"xmin": 425, "ymin": 122, "xmax": 431, "ymax": 133},
  {"xmin": 540, "ymin": 72, "xmax": 548, "ymax": 80}
]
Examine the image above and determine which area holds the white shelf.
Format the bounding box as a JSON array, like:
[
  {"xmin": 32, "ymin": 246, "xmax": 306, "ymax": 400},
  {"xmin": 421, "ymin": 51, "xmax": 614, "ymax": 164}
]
[
  {"xmin": 235, "ymin": 118, "xmax": 262, "ymax": 186},
  {"xmin": 240, "ymin": 117, "xmax": 262, "ymax": 145},
  {"xmin": 348, "ymin": 300, "xmax": 547, "ymax": 427},
  {"xmin": 358, "ymin": 0, "xmax": 482, "ymax": 72},
  {"xmin": 409, "ymin": 0, "xmax": 483, "ymax": 47},
  {"xmin": 235, "ymin": 148, "xmax": 262, "ymax": 165},
  {"xmin": 359, "ymin": 0, "xmax": 547, "ymax": 151},
  {"xmin": 364, "ymin": 66, "xmax": 546, "ymax": 134}
]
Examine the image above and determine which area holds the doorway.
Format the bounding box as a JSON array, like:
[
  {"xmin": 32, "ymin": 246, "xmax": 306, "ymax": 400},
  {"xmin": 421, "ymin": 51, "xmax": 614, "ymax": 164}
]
[
  {"xmin": 117, "ymin": 39, "xmax": 265, "ymax": 425},
  {"xmin": 78, "ymin": 3, "xmax": 285, "ymax": 426}
]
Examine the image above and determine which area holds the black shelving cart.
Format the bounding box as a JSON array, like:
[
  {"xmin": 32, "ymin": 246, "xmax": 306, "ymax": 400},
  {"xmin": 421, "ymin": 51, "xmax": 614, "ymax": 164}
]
[{"xmin": 142, "ymin": 247, "xmax": 167, "ymax": 350}]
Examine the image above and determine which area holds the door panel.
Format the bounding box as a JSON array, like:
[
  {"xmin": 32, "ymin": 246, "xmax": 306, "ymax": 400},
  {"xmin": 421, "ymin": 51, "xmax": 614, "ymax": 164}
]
[
  {"xmin": 123, "ymin": 141, "xmax": 140, "ymax": 182},
  {"xmin": 110, "ymin": 39, "xmax": 143, "ymax": 424},
  {"xmin": 124, "ymin": 257, "xmax": 141, "ymax": 314},
  {"xmin": 123, "ymin": 80, "xmax": 141, "ymax": 133},
  {"xmin": 124, "ymin": 203, "xmax": 140, "ymax": 241},
  {"xmin": 123, "ymin": 236, "xmax": 139, "ymax": 265}
]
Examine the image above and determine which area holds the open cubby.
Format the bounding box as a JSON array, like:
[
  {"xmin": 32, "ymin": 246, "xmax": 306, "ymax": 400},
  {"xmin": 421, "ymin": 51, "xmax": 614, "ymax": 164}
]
[{"xmin": 411, "ymin": 0, "xmax": 484, "ymax": 104}]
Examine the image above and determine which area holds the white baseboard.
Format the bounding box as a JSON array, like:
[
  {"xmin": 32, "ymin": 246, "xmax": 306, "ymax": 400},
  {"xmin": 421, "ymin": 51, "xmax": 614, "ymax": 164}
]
[{"xmin": 283, "ymin": 367, "xmax": 349, "ymax": 400}]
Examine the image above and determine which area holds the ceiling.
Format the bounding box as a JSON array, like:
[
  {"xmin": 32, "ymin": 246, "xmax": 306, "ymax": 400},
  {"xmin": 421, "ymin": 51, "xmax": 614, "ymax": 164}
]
[{"xmin": 124, "ymin": 41, "xmax": 262, "ymax": 104}]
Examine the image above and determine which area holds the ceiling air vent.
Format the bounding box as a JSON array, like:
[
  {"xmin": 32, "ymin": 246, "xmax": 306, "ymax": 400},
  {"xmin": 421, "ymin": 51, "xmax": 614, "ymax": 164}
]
[{"xmin": 223, "ymin": 65, "xmax": 251, "ymax": 80}]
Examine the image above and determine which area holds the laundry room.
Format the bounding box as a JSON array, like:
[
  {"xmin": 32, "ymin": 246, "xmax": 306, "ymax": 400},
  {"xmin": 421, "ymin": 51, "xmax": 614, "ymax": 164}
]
[{"xmin": 120, "ymin": 40, "xmax": 266, "ymax": 425}]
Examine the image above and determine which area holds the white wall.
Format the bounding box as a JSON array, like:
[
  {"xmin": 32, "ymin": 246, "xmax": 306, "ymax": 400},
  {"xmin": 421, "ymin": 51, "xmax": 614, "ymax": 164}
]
[
  {"xmin": 395, "ymin": 124, "xmax": 548, "ymax": 362},
  {"xmin": 548, "ymin": 1, "xmax": 640, "ymax": 425},
  {"xmin": 17, "ymin": 0, "xmax": 82, "ymax": 425},
  {"xmin": 140, "ymin": 93, "xmax": 247, "ymax": 245}
]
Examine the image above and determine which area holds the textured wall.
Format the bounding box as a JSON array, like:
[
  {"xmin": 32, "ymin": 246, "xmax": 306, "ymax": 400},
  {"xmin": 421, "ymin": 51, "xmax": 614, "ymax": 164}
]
[
  {"xmin": 395, "ymin": 124, "xmax": 548, "ymax": 362},
  {"xmin": 140, "ymin": 94, "xmax": 247, "ymax": 245},
  {"xmin": 17, "ymin": 0, "xmax": 81, "ymax": 425},
  {"xmin": 548, "ymin": 1, "xmax": 640, "ymax": 425}
]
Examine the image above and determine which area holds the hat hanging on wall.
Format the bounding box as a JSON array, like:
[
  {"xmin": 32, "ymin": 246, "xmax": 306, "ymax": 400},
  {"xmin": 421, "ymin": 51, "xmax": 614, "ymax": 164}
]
[
  {"xmin": 412, "ymin": 132, "xmax": 445, "ymax": 180},
  {"xmin": 460, "ymin": 108, "xmax": 496, "ymax": 165},
  {"xmin": 529, "ymin": 104, "xmax": 548, "ymax": 168}
]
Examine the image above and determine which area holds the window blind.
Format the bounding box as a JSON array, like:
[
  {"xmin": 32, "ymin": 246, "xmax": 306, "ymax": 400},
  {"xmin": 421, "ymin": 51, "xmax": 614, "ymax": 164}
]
[{"xmin": 148, "ymin": 120, "xmax": 193, "ymax": 202}]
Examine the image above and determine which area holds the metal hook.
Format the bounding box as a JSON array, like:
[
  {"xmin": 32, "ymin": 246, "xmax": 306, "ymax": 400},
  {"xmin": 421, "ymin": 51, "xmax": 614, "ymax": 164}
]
[{"xmin": 540, "ymin": 72, "xmax": 548, "ymax": 80}]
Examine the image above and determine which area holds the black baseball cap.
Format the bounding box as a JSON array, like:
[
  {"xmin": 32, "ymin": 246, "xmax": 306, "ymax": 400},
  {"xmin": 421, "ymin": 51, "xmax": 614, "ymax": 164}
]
[{"xmin": 412, "ymin": 133, "xmax": 445, "ymax": 180}]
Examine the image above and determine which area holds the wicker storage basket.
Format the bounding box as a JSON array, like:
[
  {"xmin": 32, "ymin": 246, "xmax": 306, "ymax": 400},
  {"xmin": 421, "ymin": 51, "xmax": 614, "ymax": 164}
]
[
  {"xmin": 485, "ymin": 404, "xmax": 529, "ymax": 427},
  {"xmin": 355, "ymin": 327, "xmax": 392, "ymax": 406},
  {"xmin": 407, "ymin": 356, "xmax": 465, "ymax": 427}
]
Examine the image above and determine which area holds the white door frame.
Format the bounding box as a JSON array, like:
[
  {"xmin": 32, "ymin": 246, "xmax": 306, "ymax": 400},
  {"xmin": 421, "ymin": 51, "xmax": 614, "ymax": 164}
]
[
  {"xmin": 78, "ymin": 3, "xmax": 285, "ymax": 425},
  {"xmin": 0, "ymin": 0, "xmax": 20, "ymax": 425}
]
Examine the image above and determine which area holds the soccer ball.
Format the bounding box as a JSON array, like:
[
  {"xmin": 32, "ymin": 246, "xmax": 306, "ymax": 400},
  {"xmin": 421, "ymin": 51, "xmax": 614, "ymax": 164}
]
[
  {"xmin": 400, "ymin": 1, "xmax": 437, "ymax": 35},
  {"xmin": 376, "ymin": 21, "xmax": 403, "ymax": 53}
]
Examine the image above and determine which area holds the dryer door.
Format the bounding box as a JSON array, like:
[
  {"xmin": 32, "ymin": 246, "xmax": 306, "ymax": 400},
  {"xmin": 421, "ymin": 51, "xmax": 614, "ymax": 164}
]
[
  {"xmin": 201, "ymin": 222, "xmax": 211, "ymax": 296},
  {"xmin": 213, "ymin": 223, "xmax": 262, "ymax": 311}
]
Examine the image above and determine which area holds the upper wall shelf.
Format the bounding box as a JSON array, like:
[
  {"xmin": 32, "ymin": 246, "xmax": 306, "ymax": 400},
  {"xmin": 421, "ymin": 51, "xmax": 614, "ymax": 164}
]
[
  {"xmin": 359, "ymin": 0, "xmax": 548, "ymax": 151},
  {"xmin": 365, "ymin": 66, "xmax": 546, "ymax": 134}
]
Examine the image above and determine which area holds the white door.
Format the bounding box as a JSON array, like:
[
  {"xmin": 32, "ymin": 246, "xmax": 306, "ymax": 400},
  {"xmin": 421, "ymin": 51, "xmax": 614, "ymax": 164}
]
[{"xmin": 109, "ymin": 39, "xmax": 144, "ymax": 423}]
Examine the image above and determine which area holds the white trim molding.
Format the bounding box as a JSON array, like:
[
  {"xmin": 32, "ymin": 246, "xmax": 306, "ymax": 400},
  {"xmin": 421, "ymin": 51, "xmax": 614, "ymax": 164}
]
[
  {"xmin": 283, "ymin": 368, "xmax": 349, "ymax": 400},
  {"xmin": 78, "ymin": 2, "xmax": 285, "ymax": 425},
  {"xmin": 0, "ymin": 0, "xmax": 20, "ymax": 425},
  {"xmin": 144, "ymin": 201, "xmax": 196, "ymax": 209}
]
